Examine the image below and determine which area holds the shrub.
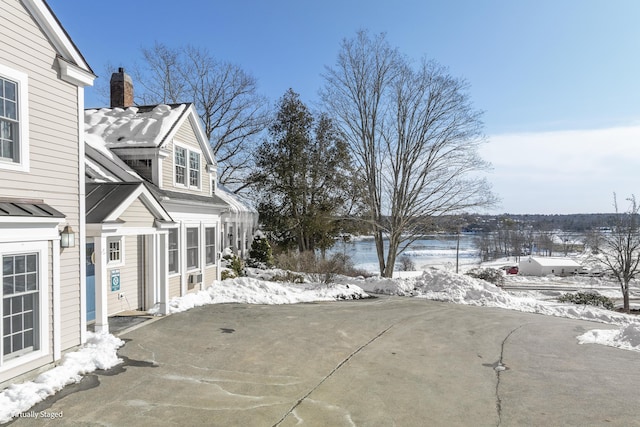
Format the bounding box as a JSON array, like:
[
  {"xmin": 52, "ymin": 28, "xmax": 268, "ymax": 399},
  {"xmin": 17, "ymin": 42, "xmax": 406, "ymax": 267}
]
[
  {"xmin": 273, "ymin": 250, "xmax": 371, "ymax": 283},
  {"xmin": 465, "ymin": 267, "xmax": 505, "ymax": 286},
  {"xmin": 221, "ymin": 270, "xmax": 236, "ymax": 280},
  {"xmin": 558, "ymin": 291, "xmax": 614, "ymax": 310},
  {"xmin": 248, "ymin": 235, "xmax": 274, "ymax": 267},
  {"xmin": 271, "ymin": 271, "xmax": 305, "ymax": 283},
  {"xmin": 222, "ymin": 253, "xmax": 245, "ymax": 277},
  {"xmin": 397, "ymin": 255, "xmax": 416, "ymax": 271}
]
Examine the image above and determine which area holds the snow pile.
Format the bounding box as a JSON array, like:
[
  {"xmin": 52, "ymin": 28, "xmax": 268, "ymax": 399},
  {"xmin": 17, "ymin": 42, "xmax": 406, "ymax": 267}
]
[
  {"xmin": 350, "ymin": 269, "xmax": 636, "ymax": 326},
  {"xmin": 151, "ymin": 277, "xmax": 369, "ymax": 314},
  {"xmin": 577, "ymin": 324, "xmax": 640, "ymax": 352},
  {"xmin": 85, "ymin": 104, "xmax": 186, "ymax": 147},
  {"xmin": 0, "ymin": 332, "xmax": 124, "ymax": 423}
]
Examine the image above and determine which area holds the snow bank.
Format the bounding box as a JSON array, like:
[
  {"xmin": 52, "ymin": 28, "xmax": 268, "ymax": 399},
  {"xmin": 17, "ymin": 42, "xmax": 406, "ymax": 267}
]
[
  {"xmin": 577, "ymin": 324, "xmax": 640, "ymax": 352},
  {"xmin": 150, "ymin": 277, "xmax": 369, "ymax": 314},
  {"xmin": 0, "ymin": 332, "xmax": 124, "ymax": 423}
]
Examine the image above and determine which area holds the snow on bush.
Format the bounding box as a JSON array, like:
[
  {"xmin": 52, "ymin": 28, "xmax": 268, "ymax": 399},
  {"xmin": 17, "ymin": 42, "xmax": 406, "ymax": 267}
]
[{"xmin": 0, "ymin": 332, "xmax": 124, "ymax": 423}]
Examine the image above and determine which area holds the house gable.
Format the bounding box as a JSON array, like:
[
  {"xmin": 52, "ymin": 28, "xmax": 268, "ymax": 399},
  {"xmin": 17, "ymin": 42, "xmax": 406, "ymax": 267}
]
[
  {"xmin": 21, "ymin": 0, "xmax": 94, "ymax": 86},
  {"xmin": 161, "ymin": 108, "xmax": 215, "ymax": 196}
]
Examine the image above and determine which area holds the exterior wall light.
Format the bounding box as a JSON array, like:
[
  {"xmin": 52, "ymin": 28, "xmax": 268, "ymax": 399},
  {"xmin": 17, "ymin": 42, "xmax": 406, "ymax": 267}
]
[{"xmin": 60, "ymin": 225, "xmax": 75, "ymax": 248}]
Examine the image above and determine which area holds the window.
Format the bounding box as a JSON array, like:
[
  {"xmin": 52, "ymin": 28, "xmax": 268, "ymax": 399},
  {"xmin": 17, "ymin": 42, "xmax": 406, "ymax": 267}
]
[
  {"xmin": 0, "ymin": 78, "xmax": 18, "ymax": 162},
  {"xmin": 174, "ymin": 144, "xmax": 201, "ymax": 190},
  {"xmin": 107, "ymin": 237, "xmax": 123, "ymax": 266},
  {"xmin": 175, "ymin": 147, "xmax": 186, "ymax": 185},
  {"xmin": 3, "ymin": 253, "xmax": 39, "ymax": 360},
  {"xmin": 0, "ymin": 65, "xmax": 28, "ymax": 171},
  {"xmin": 186, "ymin": 227, "xmax": 199, "ymax": 270},
  {"xmin": 205, "ymin": 228, "xmax": 216, "ymax": 266},
  {"xmin": 189, "ymin": 152, "xmax": 200, "ymax": 187},
  {"xmin": 168, "ymin": 228, "xmax": 179, "ymax": 274}
]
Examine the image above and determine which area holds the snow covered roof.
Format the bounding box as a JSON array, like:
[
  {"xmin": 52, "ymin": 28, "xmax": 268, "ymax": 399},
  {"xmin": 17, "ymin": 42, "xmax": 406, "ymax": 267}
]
[
  {"xmin": 85, "ymin": 139, "xmax": 144, "ymax": 183},
  {"xmin": 217, "ymin": 185, "xmax": 258, "ymax": 214},
  {"xmin": 85, "ymin": 104, "xmax": 188, "ymax": 148},
  {"xmin": 527, "ymin": 257, "xmax": 581, "ymax": 267}
]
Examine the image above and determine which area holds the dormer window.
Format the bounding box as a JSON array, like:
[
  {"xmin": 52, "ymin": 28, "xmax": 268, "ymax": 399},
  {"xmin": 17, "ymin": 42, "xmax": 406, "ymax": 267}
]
[
  {"xmin": 189, "ymin": 152, "xmax": 200, "ymax": 187},
  {"xmin": 175, "ymin": 147, "xmax": 186, "ymax": 185},
  {"xmin": 174, "ymin": 144, "xmax": 201, "ymax": 190}
]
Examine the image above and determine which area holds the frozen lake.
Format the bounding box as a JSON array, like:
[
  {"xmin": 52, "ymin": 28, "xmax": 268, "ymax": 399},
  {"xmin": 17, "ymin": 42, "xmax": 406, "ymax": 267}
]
[{"xmin": 328, "ymin": 234, "xmax": 481, "ymax": 273}]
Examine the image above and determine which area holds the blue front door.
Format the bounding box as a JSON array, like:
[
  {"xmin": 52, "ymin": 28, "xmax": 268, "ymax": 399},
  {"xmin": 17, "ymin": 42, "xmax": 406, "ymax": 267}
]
[{"xmin": 86, "ymin": 242, "xmax": 96, "ymax": 322}]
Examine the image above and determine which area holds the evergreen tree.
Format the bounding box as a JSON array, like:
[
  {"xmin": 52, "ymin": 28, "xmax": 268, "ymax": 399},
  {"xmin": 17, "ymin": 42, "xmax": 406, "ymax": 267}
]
[{"xmin": 251, "ymin": 89, "xmax": 352, "ymax": 253}]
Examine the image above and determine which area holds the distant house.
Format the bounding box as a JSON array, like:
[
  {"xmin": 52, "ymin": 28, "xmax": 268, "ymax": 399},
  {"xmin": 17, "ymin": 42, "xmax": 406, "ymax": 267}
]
[
  {"xmin": 518, "ymin": 256, "xmax": 581, "ymax": 276},
  {"xmin": 0, "ymin": 0, "xmax": 95, "ymax": 384},
  {"xmin": 84, "ymin": 69, "xmax": 258, "ymax": 332}
]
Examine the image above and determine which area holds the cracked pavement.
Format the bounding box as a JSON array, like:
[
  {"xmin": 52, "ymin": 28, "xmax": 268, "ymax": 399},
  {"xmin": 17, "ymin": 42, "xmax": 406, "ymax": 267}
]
[{"xmin": 9, "ymin": 297, "xmax": 640, "ymax": 426}]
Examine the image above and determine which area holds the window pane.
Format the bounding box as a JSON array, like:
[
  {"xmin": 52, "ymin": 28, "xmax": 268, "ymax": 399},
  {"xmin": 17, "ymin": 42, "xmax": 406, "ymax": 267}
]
[
  {"xmin": 206, "ymin": 247, "xmax": 215, "ymax": 264},
  {"xmin": 168, "ymin": 252, "xmax": 177, "ymax": 272},
  {"xmin": 24, "ymin": 311, "xmax": 33, "ymax": 329},
  {"xmin": 175, "ymin": 147, "xmax": 186, "ymax": 166},
  {"xmin": 3, "ymin": 336, "xmax": 10, "ymax": 356},
  {"xmin": 4, "ymin": 80, "xmax": 16, "ymax": 101},
  {"xmin": 3, "ymin": 256, "xmax": 13, "ymax": 275},
  {"xmin": 5, "ymin": 101, "xmax": 16, "ymax": 120},
  {"xmin": 169, "ymin": 229, "xmax": 178, "ymax": 248},
  {"xmin": 26, "ymin": 255, "xmax": 37, "ymax": 272},
  {"xmin": 12, "ymin": 334, "xmax": 22, "ymax": 353},
  {"xmin": 11, "ymin": 296, "xmax": 22, "ymax": 313},
  {"xmin": 3, "ymin": 317, "xmax": 10, "ymax": 336},
  {"xmin": 4, "ymin": 276, "xmax": 13, "ymax": 295},
  {"xmin": 13, "ymin": 315, "xmax": 22, "ymax": 332},
  {"xmin": 26, "ymin": 273, "xmax": 37, "ymax": 291},
  {"xmin": 189, "ymin": 152, "xmax": 199, "ymax": 170},
  {"xmin": 23, "ymin": 294, "xmax": 33, "ymax": 311},
  {"xmin": 15, "ymin": 256, "xmax": 25, "ymax": 274},
  {"xmin": 24, "ymin": 330, "xmax": 33, "ymax": 348},
  {"xmin": 187, "ymin": 228, "xmax": 198, "ymax": 246},
  {"xmin": 14, "ymin": 275, "xmax": 25, "ymax": 293}
]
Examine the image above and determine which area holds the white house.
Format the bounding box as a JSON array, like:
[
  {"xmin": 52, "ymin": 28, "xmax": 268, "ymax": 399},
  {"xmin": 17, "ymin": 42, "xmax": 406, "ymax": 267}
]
[
  {"xmin": 84, "ymin": 69, "xmax": 258, "ymax": 331},
  {"xmin": 0, "ymin": 0, "xmax": 95, "ymax": 385},
  {"xmin": 518, "ymin": 256, "xmax": 581, "ymax": 276}
]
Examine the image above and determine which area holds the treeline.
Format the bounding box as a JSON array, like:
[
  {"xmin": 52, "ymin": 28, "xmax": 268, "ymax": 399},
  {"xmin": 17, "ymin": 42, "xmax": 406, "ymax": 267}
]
[{"xmin": 435, "ymin": 213, "xmax": 620, "ymax": 233}]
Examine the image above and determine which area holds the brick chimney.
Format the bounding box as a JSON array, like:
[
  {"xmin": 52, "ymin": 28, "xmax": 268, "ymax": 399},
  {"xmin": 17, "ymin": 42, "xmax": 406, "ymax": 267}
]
[{"xmin": 110, "ymin": 67, "xmax": 134, "ymax": 108}]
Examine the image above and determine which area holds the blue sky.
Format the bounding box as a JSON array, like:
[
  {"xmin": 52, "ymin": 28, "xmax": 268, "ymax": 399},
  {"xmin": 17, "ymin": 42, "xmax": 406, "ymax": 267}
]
[{"xmin": 48, "ymin": 0, "xmax": 640, "ymax": 214}]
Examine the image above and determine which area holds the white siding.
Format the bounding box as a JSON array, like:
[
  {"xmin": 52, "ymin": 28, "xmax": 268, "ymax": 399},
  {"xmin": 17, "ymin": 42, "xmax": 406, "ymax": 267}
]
[
  {"xmin": 107, "ymin": 235, "xmax": 143, "ymax": 315},
  {"xmin": 119, "ymin": 198, "xmax": 156, "ymax": 228},
  {"xmin": 161, "ymin": 119, "xmax": 211, "ymax": 195},
  {"xmin": 0, "ymin": 1, "xmax": 82, "ymax": 357}
]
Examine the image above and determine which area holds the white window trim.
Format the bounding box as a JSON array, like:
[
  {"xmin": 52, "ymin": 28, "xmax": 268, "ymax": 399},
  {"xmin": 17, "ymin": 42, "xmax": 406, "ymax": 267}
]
[
  {"xmin": 173, "ymin": 141, "xmax": 202, "ymax": 191},
  {"xmin": 0, "ymin": 241, "xmax": 48, "ymax": 371},
  {"xmin": 168, "ymin": 227, "xmax": 180, "ymax": 276},
  {"xmin": 205, "ymin": 226, "xmax": 217, "ymax": 266},
  {"xmin": 107, "ymin": 236, "xmax": 124, "ymax": 267},
  {"xmin": 185, "ymin": 226, "xmax": 200, "ymax": 272},
  {"xmin": 0, "ymin": 64, "xmax": 29, "ymax": 172}
]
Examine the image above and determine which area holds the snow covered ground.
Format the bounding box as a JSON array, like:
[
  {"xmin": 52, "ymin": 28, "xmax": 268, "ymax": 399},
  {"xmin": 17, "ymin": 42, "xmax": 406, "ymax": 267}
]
[{"xmin": 2, "ymin": 265, "xmax": 639, "ymax": 423}]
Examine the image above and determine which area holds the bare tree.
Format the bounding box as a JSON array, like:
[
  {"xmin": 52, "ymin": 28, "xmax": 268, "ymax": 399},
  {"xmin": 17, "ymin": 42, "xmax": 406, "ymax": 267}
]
[
  {"xmin": 321, "ymin": 31, "xmax": 496, "ymax": 277},
  {"xmin": 134, "ymin": 43, "xmax": 270, "ymax": 189},
  {"xmin": 601, "ymin": 194, "xmax": 640, "ymax": 313}
]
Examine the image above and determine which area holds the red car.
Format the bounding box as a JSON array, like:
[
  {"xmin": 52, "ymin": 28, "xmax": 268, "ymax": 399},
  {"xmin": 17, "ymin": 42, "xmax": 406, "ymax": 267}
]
[{"xmin": 506, "ymin": 266, "xmax": 519, "ymax": 275}]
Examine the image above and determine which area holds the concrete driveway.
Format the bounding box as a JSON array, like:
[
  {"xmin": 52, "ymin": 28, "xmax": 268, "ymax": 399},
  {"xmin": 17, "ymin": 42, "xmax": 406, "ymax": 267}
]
[{"xmin": 8, "ymin": 297, "xmax": 640, "ymax": 426}]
